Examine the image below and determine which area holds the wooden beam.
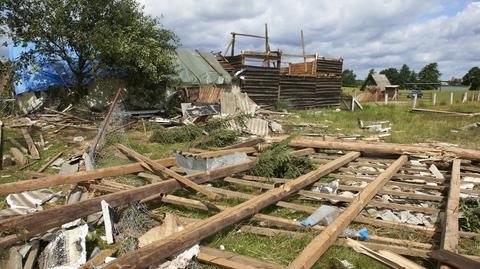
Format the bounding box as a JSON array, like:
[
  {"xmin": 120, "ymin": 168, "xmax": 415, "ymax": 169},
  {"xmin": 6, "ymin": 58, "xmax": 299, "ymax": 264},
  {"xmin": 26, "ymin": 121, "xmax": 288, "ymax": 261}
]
[
  {"xmin": 117, "ymin": 144, "xmax": 221, "ymax": 200},
  {"xmin": 230, "ymin": 32, "xmax": 266, "ymax": 39},
  {"xmin": 0, "ymin": 161, "xmax": 254, "ymax": 247},
  {"xmin": 198, "ymin": 246, "xmax": 285, "ymax": 269},
  {"xmin": 0, "ymin": 157, "xmax": 174, "ymax": 194},
  {"xmin": 102, "ymin": 152, "xmax": 360, "ymax": 269},
  {"xmin": 439, "ymin": 159, "xmax": 461, "ymax": 269},
  {"xmin": 0, "ymin": 147, "xmax": 255, "ymax": 195},
  {"xmin": 0, "ymin": 121, "xmax": 3, "ymax": 170},
  {"xmin": 288, "ymin": 155, "xmax": 409, "ymax": 269},
  {"xmin": 44, "ymin": 107, "xmax": 91, "ymax": 122},
  {"xmin": 36, "ymin": 152, "xmax": 63, "ymax": 173},
  {"xmin": 429, "ymin": 250, "xmax": 480, "ymax": 269},
  {"xmin": 8, "ymin": 138, "xmax": 28, "ymax": 154},
  {"xmin": 289, "ymin": 137, "xmax": 480, "ymax": 161}
]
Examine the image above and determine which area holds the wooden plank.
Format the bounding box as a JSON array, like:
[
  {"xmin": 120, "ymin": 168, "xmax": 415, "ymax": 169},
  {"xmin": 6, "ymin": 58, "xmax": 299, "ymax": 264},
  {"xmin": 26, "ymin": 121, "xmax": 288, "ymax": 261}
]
[
  {"xmin": 0, "ymin": 161, "xmax": 254, "ymax": 247},
  {"xmin": 290, "ymin": 136, "xmax": 480, "ymax": 161},
  {"xmin": 36, "ymin": 152, "xmax": 63, "ymax": 173},
  {"xmin": 8, "ymin": 138, "xmax": 28, "ymax": 154},
  {"xmin": 103, "ymin": 152, "xmax": 361, "ymax": 269},
  {"xmin": 9, "ymin": 147, "xmax": 26, "ymax": 165},
  {"xmin": 44, "ymin": 107, "xmax": 91, "ymax": 122},
  {"xmin": 288, "ymin": 155, "xmax": 408, "ymax": 269},
  {"xmin": 117, "ymin": 144, "xmax": 221, "ymax": 200},
  {"xmin": 439, "ymin": 159, "xmax": 461, "ymax": 269},
  {"xmin": 199, "ymin": 246, "xmax": 285, "ymax": 269},
  {"xmin": 0, "ymin": 157, "xmax": 175, "ymax": 195},
  {"xmin": 428, "ymin": 250, "xmax": 480, "ymax": 269}
]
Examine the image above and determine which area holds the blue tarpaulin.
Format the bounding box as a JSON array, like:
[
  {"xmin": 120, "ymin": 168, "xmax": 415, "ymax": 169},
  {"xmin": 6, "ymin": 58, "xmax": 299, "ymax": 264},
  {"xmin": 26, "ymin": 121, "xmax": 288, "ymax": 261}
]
[{"xmin": 8, "ymin": 43, "xmax": 93, "ymax": 95}]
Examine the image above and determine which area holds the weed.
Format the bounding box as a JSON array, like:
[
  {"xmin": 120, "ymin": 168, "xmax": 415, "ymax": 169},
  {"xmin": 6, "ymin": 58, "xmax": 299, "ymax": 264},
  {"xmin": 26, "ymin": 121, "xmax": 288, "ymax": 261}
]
[
  {"xmin": 460, "ymin": 199, "xmax": 480, "ymax": 233},
  {"xmin": 150, "ymin": 125, "xmax": 203, "ymax": 144},
  {"xmin": 275, "ymin": 99, "xmax": 292, "ymax": 112}
]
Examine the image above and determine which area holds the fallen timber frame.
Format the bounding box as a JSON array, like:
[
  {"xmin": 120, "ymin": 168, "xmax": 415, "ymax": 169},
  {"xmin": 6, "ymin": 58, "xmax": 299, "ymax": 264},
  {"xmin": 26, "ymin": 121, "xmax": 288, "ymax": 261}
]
[
  {"xmin": 289, "ymin": 136, "xmax": 480, "ymax": 161},
  {"xmin": 102, "ymin": 152, "xmax": 361, "ymax": 269},
  {"xmin": 288, "ymin": 155, "xmax": 409, "ymax": 269},
  {"xmin": 0, "ymin": 160, "xmax": 255, "ymax": 247},
  {"xmin": 0, "ymin": 147, "xmax": 256, "ymax": 195}
]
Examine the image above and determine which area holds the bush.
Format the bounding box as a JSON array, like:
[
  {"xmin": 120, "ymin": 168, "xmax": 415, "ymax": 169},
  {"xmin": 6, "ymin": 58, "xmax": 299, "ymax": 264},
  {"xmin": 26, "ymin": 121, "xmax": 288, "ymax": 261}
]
[
  {"xmin": 150, "ymin": 125, "xmax": 203, "ymax": 144},
  {"xmin": 249, "ymin": 139, "xmax": 315, "ymax": 179}
]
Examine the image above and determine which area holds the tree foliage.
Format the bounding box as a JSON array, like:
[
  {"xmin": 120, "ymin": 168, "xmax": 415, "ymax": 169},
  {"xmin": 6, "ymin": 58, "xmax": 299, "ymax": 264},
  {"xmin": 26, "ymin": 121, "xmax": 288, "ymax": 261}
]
[
  {"xmin": 341, "ymin": 69, "xmax": 356, "ymax": 87},
  {"xmin": 462, "ymin": 67, "xmax": 480, "ymax": 91},
  {"xmin": 418, "ymin": 62, "xmax": 441, "ymax": 90},
  {"xmin": 0, "ymin": 0, "xmax": 179, "ymax": 100},
  {"xmin": 379, "ymin": 67, "xmax": 400, "ymax": 85}
]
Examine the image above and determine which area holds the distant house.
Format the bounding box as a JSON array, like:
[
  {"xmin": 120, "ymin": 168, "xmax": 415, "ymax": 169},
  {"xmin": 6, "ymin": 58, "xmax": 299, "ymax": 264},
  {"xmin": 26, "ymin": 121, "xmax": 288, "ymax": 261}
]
[{"xmin": 359, "ymin": 73, "xmax": 399, "ymax": 101}]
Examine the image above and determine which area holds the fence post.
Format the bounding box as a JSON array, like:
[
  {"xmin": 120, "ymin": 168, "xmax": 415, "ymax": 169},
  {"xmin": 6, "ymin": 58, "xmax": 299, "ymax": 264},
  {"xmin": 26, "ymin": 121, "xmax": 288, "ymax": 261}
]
[
  {"xmin": 432, "ymin": 92, "xmax": 437, "ymax": 106},
  {"xmin": 462, "ymin": 92, "xmax": 468, "ymax": 103},
  {"xmin": 477, "ymin": 92, "xmax": 480, "ymax": 102},
  {"xmin": 450, "ymin": 92, "xmax": 454, "ymax": 105},
  {"xmin": 384, "ymin": 92, "xmax": 388, "ymax": 105},
  {"xmin": 413, "ymin": 94, "xmax": 418, "ymax": 108}
]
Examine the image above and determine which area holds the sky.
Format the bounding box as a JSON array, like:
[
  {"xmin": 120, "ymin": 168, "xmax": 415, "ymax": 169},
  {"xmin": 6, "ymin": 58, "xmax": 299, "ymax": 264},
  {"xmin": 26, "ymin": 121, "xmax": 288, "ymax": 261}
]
[
  {"xmin": 137, "ymin": 0, "xmax": 480, "ymax": 80},
  {"xmin": 1, "ymin": 0, "xmax": 479, "ymax": 80}
]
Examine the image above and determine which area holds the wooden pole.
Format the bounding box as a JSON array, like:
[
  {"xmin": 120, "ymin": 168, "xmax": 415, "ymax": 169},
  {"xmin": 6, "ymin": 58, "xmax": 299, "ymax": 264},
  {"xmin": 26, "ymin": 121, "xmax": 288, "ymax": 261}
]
[
  {"xmin": 103, "ymin": 152, "xmax": 361, "ymax": 269},
  {"xmin": 477, "ymin": 92, "xmax": 480, "ymax": 102},
  {"xmin": 289, "ymin": 136, "xmax": 480, "ymax": 161},
  {"xmin": 433, "ymin": 92, "xmax": 437, "ymax": 106},
  {"xmin": 413, "ymin": 93, "xmax": 418, "ymax": 108},
  {"xmin": 301, "ymin": 30, "xmax": 307, "ymax": 72},
  {"xmin": 36, "ymin": 152, "xmax": 63, "ymax": 173},
  {"xmin": 439, "ymin": 159, "xmax": 461, "ymax": 269},
  {"xmin": 231, "ymin": 33, "xmax": 236, "ymax": 57},
  {"xmin": 287, "ymin": 155, "xmax": 408, "ymax": 269},
  {"xmin": 384, "ymin": 92, "xmax": 388, "ymax": 105},
  {"xmin": 0, "ymin": 121, "xmax": 3, "ymax": 170},
  {"xmin": 264, "ymin": 23, "xmax": 270, "ymax": 67},
  {"xmin": 0, "ymin": 161, "xmax": 254, "ymax": 247},
  {"xmin": 116, "ymin": 144, "xmax": 221, "ymax": 200},
  {"xmin": 462, "ymin": 92, "xmax": 468, "ymax": 103},
  {"xmin": 450, "ymin": 92, "xmax": 454, "ymax": 105}
]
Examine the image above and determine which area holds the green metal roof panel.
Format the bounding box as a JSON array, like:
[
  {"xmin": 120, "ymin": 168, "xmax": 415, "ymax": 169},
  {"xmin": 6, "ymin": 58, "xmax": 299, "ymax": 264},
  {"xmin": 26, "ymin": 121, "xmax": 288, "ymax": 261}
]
[{"xmin": 175, "ymin": 49, "xmax": 231, "ymax": 85}]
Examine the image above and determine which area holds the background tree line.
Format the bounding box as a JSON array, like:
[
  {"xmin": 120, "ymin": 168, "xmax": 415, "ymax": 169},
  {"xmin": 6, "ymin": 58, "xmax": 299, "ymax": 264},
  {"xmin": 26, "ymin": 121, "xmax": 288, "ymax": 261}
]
[{"xmin": 342, "ymin": 64, "xmax": 480, "ymax": 91}]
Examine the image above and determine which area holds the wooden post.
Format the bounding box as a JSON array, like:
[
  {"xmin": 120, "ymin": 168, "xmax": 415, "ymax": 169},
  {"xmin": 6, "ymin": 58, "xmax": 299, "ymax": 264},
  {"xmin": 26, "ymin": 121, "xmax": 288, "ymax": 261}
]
[
  {"xmin": 351, "ymin": 96, "xmax": 355, "ymax": 112},
  {"xmin": 117, "ymin": 144, "xmax": 221, "ymax": 200},
  {"xmin": 21, "ymin": 128, "xmax": 40, "ymax": 160},
  {"xmin": 450, "ymin": 92, "xmax": 454, "ymax": 105},
  {"xmin": 102, "ymin": 152, "xmax": 361, "ymax": 269},
  {"xmin": 477, "ymin": 92, "xmax": 480, "ymax": 102},
  {"xmin": 384, "ymin": 92, "xmax": 388, "ymax": 105},
  {"xmin": 287, "ymin": 155, "xmax": 408, "ymax": 269},
  {"xmin": 264, "ymin": 23, "xmax": 270, "ymax": 67},
  {"xmin": 231, "ymin": 33, "xmax": 236, "ymax": 57},
  {"xmin": 413, "ymin": 93, "xmax": 418, "ymax": 108},
  {"xmin": 462, "ymin": 92, "xmax": 467, "ymax": 103},
  {"xmin": 301, "ymin": 30, "xmax": 307, "ymax": 72},
  {"xmin": 432, "ymin": 92, "xmax": 437, "ymax": 106},
  {"xmin": 0, "ymin": 121, "xmax": 3, "ymax": 170},
  {"xmin": 439, "ymin": 159, "xmax": 461, "ymax": 269}
]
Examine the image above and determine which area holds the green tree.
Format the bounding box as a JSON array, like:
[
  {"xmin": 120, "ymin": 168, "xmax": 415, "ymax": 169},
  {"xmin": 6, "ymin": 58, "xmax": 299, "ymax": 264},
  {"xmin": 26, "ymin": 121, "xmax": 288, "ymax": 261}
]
[
  {"xmin": 418, "ymin": 62, "xmax": 441, "ymax": 90},
  {"xmin": 0, "ymin": 0, "xmax": 178, "ymax": 101},
  {"xmin": 462, "ymin": 67, "xmax": 480, "ymax": 90},
  {"xmin": 379, "ymin": 67, "xmax": 400, "ymax": 85},
  {"xmin": 398, "ymin": 64, "xmax": 413, "ymax": 89},
  {"xmin": 342, "ymin": 69, "xmax": 356, "ymax": 87}
]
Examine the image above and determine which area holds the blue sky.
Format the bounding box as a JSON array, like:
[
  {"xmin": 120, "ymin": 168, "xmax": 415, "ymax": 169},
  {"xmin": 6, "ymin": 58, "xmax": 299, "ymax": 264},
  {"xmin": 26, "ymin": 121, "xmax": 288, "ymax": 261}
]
[{"xmin": 2, "ymin": 0, "xmax": 479, "ymax": 80}]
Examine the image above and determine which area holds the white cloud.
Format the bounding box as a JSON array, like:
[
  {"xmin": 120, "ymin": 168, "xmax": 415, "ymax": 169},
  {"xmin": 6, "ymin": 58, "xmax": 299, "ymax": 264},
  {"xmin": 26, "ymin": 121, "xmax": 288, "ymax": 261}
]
[{"xmin": 139, "ymin": 0, "xmax": 480, "ymax": 79}]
